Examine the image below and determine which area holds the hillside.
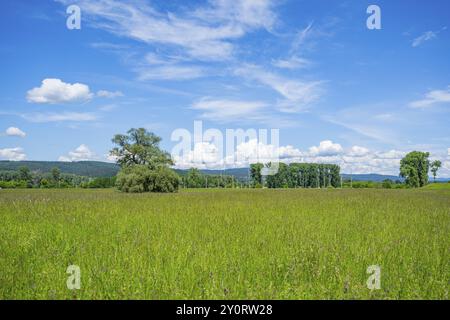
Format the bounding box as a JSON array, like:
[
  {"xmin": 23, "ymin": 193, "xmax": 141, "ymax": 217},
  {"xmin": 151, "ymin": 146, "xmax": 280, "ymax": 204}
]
[
  {"xmin": 2, "ymin": 161, "xmax": 448, "ymax": 182},
  {"xmin": 0, "ymin": 161, "xmax": 120, "ymax": 178}
]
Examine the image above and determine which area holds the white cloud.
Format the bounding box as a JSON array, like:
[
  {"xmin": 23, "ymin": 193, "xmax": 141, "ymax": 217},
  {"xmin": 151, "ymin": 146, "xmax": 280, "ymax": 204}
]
[
  {"xmin": 97, "ymin": 90, "xmax": 124, "ymax": 98},
  {"xmin": 5, "ymin": 127, "xmax": 26, "ymax": 138},
  {"xmin": 272, "ymin": 56, "xmax": 311, "ymax": 70},
  {"xmin": 308, "ymin": 140, "xmax": 343, "ymax": 157},
  {"xmin": 348, "ymin": 146, "xmax": 370, "ymax": 157},
  {"xmin": 409, "ymin": 86, "xmax": 450, "ymax": 108},
  {"xmin": 27, "ymin": 79, "xmax": 93, "ymax": 104},
  {"xmin": 21, "ymin": 112, "xmax": 98, "ymax": 123},
  {"xmin": 59, "ymin": 144, "xmax": 96, "ymax": 162},
  {"xmin": 191, "ymin": 98, "xmax": 268, "ymax": 122},
  {"xmin": 0, "ymin": 147, "xmax": 26, "ymax": 161},
  {"xmin": 173, "ymin": 139, "xmax": 419, "ymax": 176},
  {"xmin": 234, "ymin": 64, "xmax": 323, "ymax": 113},
  {"xmin": 138, "ymin": 65, "xmax": 205, "ymax": 81},
  {"xmin": 412, "ymin": 31, "xmax": 437, "ymax": 47},
  {"xmin": 56, "ymin": 0, "xmax": 277, "ymax": 61}
]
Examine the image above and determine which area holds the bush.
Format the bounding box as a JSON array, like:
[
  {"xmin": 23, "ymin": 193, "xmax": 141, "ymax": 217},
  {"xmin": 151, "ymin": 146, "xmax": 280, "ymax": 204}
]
[
  {"xmin": 382, "ymin": 179, "xmax": 393, "ymax": 189},
  {"xmin": 116, "ymin": 165, "xmax": 180, "ymax": 193}
]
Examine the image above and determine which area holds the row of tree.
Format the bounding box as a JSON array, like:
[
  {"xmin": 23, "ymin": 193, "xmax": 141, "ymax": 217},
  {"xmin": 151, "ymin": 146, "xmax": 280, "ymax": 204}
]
[
  {"xmin": 250, "ymin": 163, "xmax": 341, "ymax": 188},
  {"xmin": 180, "ymin": 168, "xmax": 242, "ymax": 188},
  {"xmin": 1, "ymin": 129, "xmax": 444, "ymax": 193},
  {"xmin": 0, "ymin": 166, "xmax": 116, "ymax": 189},
  {"xmin": 399, "ymin": 151, "xmax": 442, "ymax": 187}
]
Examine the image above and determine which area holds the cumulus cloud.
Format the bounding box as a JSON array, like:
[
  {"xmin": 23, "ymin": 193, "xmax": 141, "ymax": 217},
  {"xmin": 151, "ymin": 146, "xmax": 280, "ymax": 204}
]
[
  {"xmin": 348, "ymin": 146, "xmax": 370, "ymax": 157},
  {"xmin": 27, "ymin": 79, "xmax": 94, "ymax": 104},
  {"xmin": 171, "ymin": 139, "xmax": 427, "ymax": 176},
  {"xmin": 58, "ymin": 144, "xmax": 96, "ymax": 162},
  {"xmin": 0, "ymin": 147, "xmax": 26, "ymax": 161},
  {"xmin": 308, "ymin": 140, "xmax": 343, "ymax": 157},
  {"xmin": 409, "ymin": 86, "xmax": 450, "ymax": 108},
  {"xmin": 5, "ymin": 127, "xmax": 26, "ymax": 138}
]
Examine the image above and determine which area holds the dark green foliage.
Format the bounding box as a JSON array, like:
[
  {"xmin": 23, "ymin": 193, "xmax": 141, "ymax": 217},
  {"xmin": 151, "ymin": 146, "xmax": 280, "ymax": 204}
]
[
  {"xmin": 252, "ymin": 163, "xmax": 341, "ymax": 188},
  {"xmin": 112, "ymin": 129, "xmax": 179, "ymax": 193},
  {"xmin": 430, "ymin": 160, "xmax": 442, "ymax": 183},
  {"xmin": 400, "ymin": 151, "xmax": 430, "ymax": 188},
  {"xmin": 111, "ymin": 128, "xmax": 173, "ymax": 168},
  {"xmin": 180, "ymin": 168, "xmax": 237, "ymax": 188},
  {"xmin": 0, "ymin": 161, "xmax": 119, "ymax": 177},
  {"xmin": 116, "ymin": 165, "xmax": 179, "ymax": 193},
  {"xmin": 250, "ymin": 163, "xmax": 264, "ymax": 187},
  {"xmin": 382, "ymin": 179, "xmax": 393, "ymax": 189}
]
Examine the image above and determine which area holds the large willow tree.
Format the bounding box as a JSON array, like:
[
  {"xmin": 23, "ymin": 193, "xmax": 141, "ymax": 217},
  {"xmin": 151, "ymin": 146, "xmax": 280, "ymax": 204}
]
[{"xmin": 111, "ymin": 128, "xmax": 179, "ymax": 193}]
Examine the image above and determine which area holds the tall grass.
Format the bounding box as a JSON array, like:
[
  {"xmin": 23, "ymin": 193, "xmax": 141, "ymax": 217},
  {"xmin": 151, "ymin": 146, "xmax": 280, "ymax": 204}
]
[{"xmin": 0, "ymin": 188, "xmax": 448, "ymax": 299}]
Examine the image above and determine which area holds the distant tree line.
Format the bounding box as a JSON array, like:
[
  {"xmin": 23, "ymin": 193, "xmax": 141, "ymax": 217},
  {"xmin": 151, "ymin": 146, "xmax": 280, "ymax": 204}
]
[
  {"xmin": 0, "ymin": 166, "xmax": 116, "ymax": 189},
  {"xmin": 180, "ymin": 168, "xmax": 242, "ymax": 188}
]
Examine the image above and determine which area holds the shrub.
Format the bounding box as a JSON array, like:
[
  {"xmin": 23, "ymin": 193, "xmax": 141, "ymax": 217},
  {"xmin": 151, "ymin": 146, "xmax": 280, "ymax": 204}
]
[
  {"xmin": 116, "ymin": 165, "xmax": 180, "ymax": 193},
  {"xmin": 382, "ymin": 179, "xmax": 393, "ymax": 189}
]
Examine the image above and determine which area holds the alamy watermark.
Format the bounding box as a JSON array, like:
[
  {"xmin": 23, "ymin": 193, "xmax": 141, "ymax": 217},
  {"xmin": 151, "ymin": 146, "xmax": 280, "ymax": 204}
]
[
  {"xmin": 367, "ymin": 5, "xmax": 381, "ymax": 30},
  {"xmin": 366, "ymin": 265, "xmax": 381, "ymax": 290},
  {"xmin": 66, "ymin": 5, "xmax": 81, "ymax": 30},
  {"xmin": 171, "ymin": 121, "xmax": 280, "ymax": 175},
  {"xmin": 66, "ymin": 265, "xmax": 81, "ymax": 290}
]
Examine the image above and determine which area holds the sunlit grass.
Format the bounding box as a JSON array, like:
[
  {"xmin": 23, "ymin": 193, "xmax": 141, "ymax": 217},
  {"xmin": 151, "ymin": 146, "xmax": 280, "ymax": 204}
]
[{"xmin": 0, "ymin": 188, "xmax": 448, "ymax": 299}]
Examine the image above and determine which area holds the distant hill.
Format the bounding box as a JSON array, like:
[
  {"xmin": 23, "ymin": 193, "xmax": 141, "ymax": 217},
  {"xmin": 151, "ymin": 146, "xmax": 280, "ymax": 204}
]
[
  {"xmin": 0, "ymin": 161, "xmax": 119, "ymax": 177},
  {"xmin": 2, "ymin": 162, "xmax": 448, "ymax": 182},
  {"xmin": 341, "ymin": 173, "xmax": 404, "ymax": 182}
]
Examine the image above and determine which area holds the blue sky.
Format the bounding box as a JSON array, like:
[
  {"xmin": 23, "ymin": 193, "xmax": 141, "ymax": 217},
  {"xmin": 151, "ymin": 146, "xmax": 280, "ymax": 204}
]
[{"xmin": 0, "ymin": 0, "xmax": 449, "ymax": 176}]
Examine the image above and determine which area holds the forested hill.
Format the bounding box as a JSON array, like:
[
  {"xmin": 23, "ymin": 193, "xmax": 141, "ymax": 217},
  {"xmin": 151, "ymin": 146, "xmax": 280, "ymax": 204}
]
[
  {"xmin": 2, "ymin": 161, "xmax": 442, "ymax": 181},
  {"xmin": 0, "ymin": 161, "xmax": 120, "ymax": 177}
]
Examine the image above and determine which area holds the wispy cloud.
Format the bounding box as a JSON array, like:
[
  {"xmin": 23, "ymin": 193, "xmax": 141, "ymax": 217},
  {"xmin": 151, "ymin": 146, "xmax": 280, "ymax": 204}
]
[
  {"xmin": 272, "ymin": 56, "xmax": 311, "ymax": 70},
  {"xmin": 409, "ymin": 86, "xmax": 450, "ymax": 108},
  {"xmin": 21, "ymin": 112, "xmax": 98, "ymax": 123},
  {"xmin": 57, "ymin": 0, "xmax": 278, "ymax": 62},
  {"xmin": 191, "ymin": 98, "xmax": 268, "ymax": 122},
  {"xmin": 234, "ymin": 64, "xmax": 323, "ymax": 113},
  {"xmin": 412, "ymin": 27, "xmax": 447, "ymax": 47},
  {"xmin": 137, "ymin": 65, "xmax": 206, "ymax": 81}
]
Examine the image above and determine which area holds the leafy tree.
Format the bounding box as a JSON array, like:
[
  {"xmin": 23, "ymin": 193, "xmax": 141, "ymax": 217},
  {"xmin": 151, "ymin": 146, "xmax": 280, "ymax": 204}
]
[
  {"xmin": 51, "ymin": 167, "xmax": 61, "ymax": 185},
  {"xmin": 18, "ymin": 166, "xmax": 32, "ymax": 187},
  {"xmin": 400, "ymin": 151, "xmax": 430, "ymax": 188},
  {"xmin": 111, "ymin": 129, "xmax": 179, "ymax": 193},
  {"xmin": 111, "ymin": 128, "xmax": 173, "ymax": 169},
  {"xmin": 186, "ymin": 168, "xmax": 203, "ymax": 188},
  {"xmin": 430, "ymin": 160, "xmax": 442, "ymax": 183},
  {"xmin": 382, "ymin": 179, "xmax": 393, "ymax": 189},
  {"xmin": 250, "ymin": 163, "xmax": 264, "ymax": 187},
  {"xmin": 116, "ymin": 165, "xmax": 179, "ymax": 193}
]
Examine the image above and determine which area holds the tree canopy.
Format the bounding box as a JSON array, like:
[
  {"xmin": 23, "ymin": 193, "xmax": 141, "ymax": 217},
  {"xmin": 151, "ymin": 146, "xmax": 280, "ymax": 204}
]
[
  {"xmin": 111, "ymin": 128, "xmax": 173, "ymax": 169},
  {"xmin": 430, "ymin": 160, "xmax": 442, "ymax": 183},
  {"xmin": 110, "ymin": 128, "xmax": 179, "ymax": 193},
  {"xmin": 399, "ymin": 151, "xmax": 430, "ymax": 188}
]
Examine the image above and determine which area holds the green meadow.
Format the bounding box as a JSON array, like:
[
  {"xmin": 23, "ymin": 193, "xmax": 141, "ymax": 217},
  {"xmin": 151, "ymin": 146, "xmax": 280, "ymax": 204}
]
[{"xmin": 0, "ymin": 188, "xmax": 448, "ymax": 300}]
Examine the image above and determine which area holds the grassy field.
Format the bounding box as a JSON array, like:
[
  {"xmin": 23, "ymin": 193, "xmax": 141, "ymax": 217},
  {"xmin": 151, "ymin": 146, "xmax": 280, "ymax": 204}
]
[{"xmin": 0, "ymin": 188, "xmax": 448, "ymax": 300}]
